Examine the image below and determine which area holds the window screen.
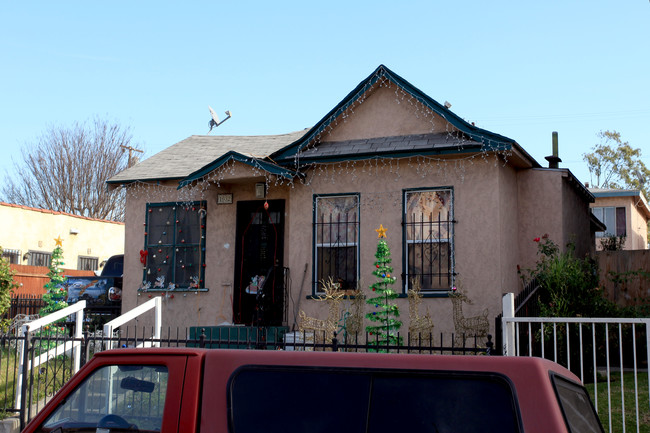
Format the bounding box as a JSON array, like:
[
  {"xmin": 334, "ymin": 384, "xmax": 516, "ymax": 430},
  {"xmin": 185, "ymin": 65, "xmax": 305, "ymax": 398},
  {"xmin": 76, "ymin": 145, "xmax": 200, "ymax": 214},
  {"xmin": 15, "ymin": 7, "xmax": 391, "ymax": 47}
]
[
  {"xmin": 404, "ymin": 189, "xmax": 454, "ymax": 292},
  {"xmin": 314, "ymin": 195, "xmax": 359, "ymax": 293}
]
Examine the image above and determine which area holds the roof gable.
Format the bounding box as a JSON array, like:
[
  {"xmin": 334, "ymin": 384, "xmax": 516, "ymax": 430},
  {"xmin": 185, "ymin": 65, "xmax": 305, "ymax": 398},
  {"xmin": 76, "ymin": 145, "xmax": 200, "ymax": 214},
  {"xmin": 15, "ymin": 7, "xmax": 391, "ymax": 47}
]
[{"xmin": 271, "ymin": 64, "xmax": 524, "ymax": 164}]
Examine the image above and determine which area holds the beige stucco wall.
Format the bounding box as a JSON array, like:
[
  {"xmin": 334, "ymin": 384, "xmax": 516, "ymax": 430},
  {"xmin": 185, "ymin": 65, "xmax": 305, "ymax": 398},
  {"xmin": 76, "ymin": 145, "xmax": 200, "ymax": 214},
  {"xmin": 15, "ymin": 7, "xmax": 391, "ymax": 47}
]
[
  {"xmin": 516, "ymin": 169, "xmax": 593, "ymax": 270},
  {"xmin": 590, "ymin": 196, "xmax": 649, "ymax": 250},
  {"xmin": 324, "ymin": 85, "xmax": 450, "ymax": 142},
  {"xmin": 0, "ymin": 203, "xmax": 124, "ymax": 270}
]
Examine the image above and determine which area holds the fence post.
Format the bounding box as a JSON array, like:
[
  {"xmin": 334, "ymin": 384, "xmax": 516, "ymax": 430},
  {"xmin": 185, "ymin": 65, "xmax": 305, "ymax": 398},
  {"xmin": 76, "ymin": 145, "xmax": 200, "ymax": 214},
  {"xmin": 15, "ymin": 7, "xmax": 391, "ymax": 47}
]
[
  {"xmin": 17, "ymin": 327, "xmax": 30, "ymax": 431},
  {"xmin": 73, "ymin": 306, "xmax": 84, "ymax": 372},
  {"xmin": 502, "ymin": 293, "xmax": 515, "ymax": 356}
]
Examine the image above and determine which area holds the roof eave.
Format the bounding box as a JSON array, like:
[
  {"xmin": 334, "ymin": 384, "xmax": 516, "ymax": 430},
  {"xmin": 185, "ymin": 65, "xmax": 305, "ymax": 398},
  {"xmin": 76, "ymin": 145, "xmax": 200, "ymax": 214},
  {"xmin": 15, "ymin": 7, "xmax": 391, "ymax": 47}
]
[
  {"xmin": 290, "ymin": 143, "xmax": 511, "ymax": 165},
  {"xmin": 177, "ymin": 151, "xmax": 297, "ymax": 189}
]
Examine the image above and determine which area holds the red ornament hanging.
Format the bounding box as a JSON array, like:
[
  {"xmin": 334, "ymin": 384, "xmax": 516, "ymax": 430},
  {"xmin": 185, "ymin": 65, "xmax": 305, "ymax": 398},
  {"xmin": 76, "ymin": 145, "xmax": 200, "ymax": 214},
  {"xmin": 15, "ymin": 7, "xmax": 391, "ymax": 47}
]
[{"xmin": 139, "ymin": 250, "xmax": 148, "ymax": 265}]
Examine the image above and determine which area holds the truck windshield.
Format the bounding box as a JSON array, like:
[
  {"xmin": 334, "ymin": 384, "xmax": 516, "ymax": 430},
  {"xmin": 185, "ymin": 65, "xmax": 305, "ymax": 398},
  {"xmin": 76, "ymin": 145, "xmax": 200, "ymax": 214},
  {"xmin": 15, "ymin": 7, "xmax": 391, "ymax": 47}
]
[{"xmin": 38, "ymin": 364, "xmax": 168, "ymax": 433}]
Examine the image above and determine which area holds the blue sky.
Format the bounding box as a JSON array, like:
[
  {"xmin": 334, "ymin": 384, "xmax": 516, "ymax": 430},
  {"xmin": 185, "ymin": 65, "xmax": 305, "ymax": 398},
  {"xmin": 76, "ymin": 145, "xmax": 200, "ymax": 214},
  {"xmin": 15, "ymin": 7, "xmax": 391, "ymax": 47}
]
[{"xmin": 1, "ymin": 1, "xmax": 649, "ymax": 187}]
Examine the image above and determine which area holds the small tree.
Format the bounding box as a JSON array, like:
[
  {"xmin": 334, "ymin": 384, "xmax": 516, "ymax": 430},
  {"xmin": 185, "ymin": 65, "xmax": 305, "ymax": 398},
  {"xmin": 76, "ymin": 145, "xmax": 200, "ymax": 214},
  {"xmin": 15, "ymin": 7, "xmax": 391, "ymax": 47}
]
[
  {"xmin": 0, "ymin": 248, "xmax": 17, "ymax": 328},
  {"xmin": 365, "ymin": 225, "xmax": 403, "ymax": 350},
  {"xmin": 40, "ymin": 238, "xmax": 68, "ymax": 317},
  {"xmin": 528, "ymin": 234, "xmax": 614, "ymax": 318},
  {"xmin": 599, "ymin": 234, "xmax": 626, "ymax": 251}
]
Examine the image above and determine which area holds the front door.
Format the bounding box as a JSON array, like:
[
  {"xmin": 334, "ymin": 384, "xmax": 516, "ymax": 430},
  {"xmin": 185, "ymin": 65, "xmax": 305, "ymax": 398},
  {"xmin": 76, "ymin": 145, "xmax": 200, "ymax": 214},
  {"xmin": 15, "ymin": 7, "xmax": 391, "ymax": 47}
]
[{"xmin": 233, "ymin": 200, "xmax": 285, "ymax": 325}]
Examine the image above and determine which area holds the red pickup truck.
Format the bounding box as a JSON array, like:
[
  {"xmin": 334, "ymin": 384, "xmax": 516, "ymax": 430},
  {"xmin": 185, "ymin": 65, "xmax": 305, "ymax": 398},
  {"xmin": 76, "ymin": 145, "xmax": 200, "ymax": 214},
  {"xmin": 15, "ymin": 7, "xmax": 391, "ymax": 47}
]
[{"xmin": 23, "ymin": 348, "xmax": 603, "ymax": 433}]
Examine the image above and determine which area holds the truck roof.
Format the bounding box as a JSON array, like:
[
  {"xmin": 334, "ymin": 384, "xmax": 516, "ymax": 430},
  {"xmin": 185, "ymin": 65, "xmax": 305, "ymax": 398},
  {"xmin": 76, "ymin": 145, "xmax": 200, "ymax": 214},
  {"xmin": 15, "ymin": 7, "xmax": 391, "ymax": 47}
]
[{"xmin": 95, "ymin": 347, "xmax": 579, "ymax": 381}]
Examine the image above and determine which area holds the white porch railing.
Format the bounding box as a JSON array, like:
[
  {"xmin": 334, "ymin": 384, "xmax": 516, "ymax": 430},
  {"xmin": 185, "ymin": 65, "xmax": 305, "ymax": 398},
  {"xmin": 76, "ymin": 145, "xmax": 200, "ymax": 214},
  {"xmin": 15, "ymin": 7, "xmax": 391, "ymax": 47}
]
[
  {"xmin": 15, "ymin": 300, "xmax": 86, "ymax": 409},
  {"xmin": 502, "ymin": 293, "xmax": 650, "ymax": 433},
  {"xmin": 103, "ymin": 296, "xmax": 162, "ymax": 349}
]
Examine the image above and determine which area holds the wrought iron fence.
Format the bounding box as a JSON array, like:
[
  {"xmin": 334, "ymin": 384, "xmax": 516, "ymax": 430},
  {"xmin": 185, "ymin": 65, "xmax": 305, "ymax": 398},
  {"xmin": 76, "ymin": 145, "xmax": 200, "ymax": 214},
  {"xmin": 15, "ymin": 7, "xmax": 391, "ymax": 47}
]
[
  {"xmin": 0, "ymin": 326, "xmax": 493, "ymax": 428},
  {"xmin": 2, "ymin": 296, "xmax": 45, "ymax": 324}
]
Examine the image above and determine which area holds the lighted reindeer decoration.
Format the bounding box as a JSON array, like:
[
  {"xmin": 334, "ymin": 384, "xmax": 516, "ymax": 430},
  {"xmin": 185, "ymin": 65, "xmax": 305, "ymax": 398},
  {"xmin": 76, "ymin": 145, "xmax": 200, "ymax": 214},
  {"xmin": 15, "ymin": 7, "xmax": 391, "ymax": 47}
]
[
  {"xmin": 298, "ymin": 278, "xmax": 345, "ymax": 346},
  {"xmin": 341, "ymin": 287, "xmax": 365, "ymax": 339},
  {"xmin": 449, "ymin": 287, "xmax": 489, "ymax": 347},
  {"xmin": 408, "ymin": 279, "xmax": 435, "ymax": 347}
]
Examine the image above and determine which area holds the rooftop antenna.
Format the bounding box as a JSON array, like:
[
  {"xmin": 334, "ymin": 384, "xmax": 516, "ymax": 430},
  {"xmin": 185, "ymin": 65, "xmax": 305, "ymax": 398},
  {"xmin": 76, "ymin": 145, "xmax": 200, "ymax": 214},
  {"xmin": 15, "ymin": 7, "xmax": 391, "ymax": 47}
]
[{"xmin": 208, "ymin": 106, "xmax": 232, "ymax": 133}]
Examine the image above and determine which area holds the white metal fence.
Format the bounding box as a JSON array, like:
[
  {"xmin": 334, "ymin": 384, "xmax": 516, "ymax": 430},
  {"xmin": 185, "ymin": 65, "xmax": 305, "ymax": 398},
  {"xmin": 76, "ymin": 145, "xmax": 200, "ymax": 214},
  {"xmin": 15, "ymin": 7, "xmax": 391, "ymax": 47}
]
[{"xmin": 502, "ymin": 293, "xmax": 650, "ymax": 433}]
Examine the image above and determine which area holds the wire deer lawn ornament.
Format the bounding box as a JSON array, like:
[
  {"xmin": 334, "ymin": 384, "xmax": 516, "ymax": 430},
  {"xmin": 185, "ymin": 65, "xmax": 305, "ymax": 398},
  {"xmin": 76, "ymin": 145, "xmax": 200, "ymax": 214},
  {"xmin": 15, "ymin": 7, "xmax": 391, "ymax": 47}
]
[
  {"xmin": 341, "ymin": 287, "xmax": 365, "ymax": 339},
  {"xmin": 408, "ymin": 280, "xmax": 434, "ymax": 347},
  {"xmin": 298, "ymin": 278, "xmax": 345, "ymax": 346},
  {"xmin": 449, "ymin": 288, "xmax": 489, "ymax": 347}
]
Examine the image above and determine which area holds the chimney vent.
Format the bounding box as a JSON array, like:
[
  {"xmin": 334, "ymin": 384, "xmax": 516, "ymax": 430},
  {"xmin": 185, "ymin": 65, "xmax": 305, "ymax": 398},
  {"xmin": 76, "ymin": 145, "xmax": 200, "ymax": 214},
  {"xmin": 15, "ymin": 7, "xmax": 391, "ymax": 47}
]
[{"xmin": 545, "ymin": 131, "xmax": 562, "ymax": 169}]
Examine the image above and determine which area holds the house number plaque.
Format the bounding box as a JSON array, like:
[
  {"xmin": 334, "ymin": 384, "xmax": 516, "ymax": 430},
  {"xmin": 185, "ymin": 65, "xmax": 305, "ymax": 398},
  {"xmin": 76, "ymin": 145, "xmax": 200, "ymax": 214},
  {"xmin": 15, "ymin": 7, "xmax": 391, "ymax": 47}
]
[{"xmin": 217, "ymin": 194, "xmax": 233, "ymax": 204}]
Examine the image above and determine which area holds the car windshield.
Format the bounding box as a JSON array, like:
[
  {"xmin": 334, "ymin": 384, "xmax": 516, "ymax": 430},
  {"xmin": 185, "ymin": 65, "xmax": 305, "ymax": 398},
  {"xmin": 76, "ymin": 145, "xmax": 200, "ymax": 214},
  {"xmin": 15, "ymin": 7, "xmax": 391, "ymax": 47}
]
[{"xmin": 37, "ymin": 364, "xmax": 168, "ymax": 433}]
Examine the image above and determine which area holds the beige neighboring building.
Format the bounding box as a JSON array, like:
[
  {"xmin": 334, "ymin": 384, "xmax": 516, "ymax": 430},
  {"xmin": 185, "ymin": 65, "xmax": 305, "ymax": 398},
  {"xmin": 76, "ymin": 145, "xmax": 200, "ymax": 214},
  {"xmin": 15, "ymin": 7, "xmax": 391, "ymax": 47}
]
[
  {"xmin": 589, "ymin": 189, "xmax": 650, "ymax": 250},
  {"xmin": 108, "ymin": 65, "xmax": 598, "ymax": 336},
  {"xmin": 0, "ymin": 202, "xmax": 125, "ymax": 270}
]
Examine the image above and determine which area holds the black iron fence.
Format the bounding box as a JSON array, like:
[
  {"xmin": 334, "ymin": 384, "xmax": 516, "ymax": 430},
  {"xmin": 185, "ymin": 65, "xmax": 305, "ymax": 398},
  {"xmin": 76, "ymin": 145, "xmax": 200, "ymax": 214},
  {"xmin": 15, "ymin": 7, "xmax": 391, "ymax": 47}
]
[
  {"xmin": 2, "ymin": 296, "xmax": 45, "ymax": 323},
  {"xmin": 1, "ymin": 327, "xmax": 493, "ymax": 429}
]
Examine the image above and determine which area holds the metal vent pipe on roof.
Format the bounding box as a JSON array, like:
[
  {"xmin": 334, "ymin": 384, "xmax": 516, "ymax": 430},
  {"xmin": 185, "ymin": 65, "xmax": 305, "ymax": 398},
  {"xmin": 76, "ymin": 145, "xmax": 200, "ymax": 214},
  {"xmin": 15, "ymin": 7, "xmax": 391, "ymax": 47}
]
[{"xmin": 545, "ymin": 131, "xmax": 562, "ymax": 169}]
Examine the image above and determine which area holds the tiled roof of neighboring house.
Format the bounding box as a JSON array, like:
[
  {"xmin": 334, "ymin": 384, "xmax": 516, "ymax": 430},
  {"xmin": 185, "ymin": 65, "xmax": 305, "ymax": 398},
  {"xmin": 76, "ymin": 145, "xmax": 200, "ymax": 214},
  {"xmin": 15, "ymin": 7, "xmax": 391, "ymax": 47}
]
[
  {"xmin": 107, "ymin": 130, "xmax": 308, "ymax": 184},
  {"xmin": 0, "ymin": 202, "xmax": 125, "ymax": 225},
  {"xmin": 292, "ymin": 132, "xmax": 484, "ymax": 163}
]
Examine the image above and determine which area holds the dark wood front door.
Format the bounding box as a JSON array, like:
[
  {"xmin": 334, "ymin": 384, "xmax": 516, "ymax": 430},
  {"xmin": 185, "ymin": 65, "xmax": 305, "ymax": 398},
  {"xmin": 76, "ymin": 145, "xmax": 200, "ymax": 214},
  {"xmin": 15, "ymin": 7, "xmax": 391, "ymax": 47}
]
[{"xmin": 233, "ymin": 200, "xmax": 285, "ymax": 325}]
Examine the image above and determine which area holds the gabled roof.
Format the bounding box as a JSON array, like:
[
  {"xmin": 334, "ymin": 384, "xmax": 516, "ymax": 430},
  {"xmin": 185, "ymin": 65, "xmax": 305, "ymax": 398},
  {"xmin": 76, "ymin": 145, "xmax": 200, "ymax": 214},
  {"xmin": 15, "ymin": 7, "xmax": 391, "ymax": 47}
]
[
  {"xmin": 107, "ymin": 131, "xmax": 307, "ymax": 184},
  {"xmin": 177, "ymin": 151, "xmax": 298, "ymax": 189},
  {"xmin": 271, "ymin": 64, "xmax": 538, "ymax": 167},
  {"xmin": 108, "ymin": 65, "xmax": 542, "ymax": 187}
]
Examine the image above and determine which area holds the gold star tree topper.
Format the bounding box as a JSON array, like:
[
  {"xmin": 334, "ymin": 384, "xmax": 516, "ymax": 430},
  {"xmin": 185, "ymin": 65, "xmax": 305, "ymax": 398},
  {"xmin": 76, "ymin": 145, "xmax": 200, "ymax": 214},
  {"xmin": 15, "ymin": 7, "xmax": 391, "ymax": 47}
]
[
  {"xmin": 54, "ymin": 236, "xmax": 64, "ymax": 247},
  {"xmin": 375, "ymin": 224, "xmax": 387, "ymax": 238}
]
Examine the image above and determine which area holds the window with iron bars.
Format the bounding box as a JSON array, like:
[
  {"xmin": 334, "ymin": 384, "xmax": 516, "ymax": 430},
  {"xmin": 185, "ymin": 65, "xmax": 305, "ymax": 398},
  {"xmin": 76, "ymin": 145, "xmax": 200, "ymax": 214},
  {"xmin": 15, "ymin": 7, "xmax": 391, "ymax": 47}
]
[
  {"xmin": 403, "ymin": 188, "xmax": 454, "ymax": 293},
  {"xmin": 314, "ymin": 194, "xmax": 360, "ymax": 293},
  {"xmin": 28, "ymin": 251, "xmax": 52, "ymax": 267},
  {"xmin": 144, "ymin": 201, "xmax": 207, "ymax": 289},
  {"xmin": 78, "ymin": 256, "xmax": 99, "ymax": 271},
  {"xmin": 1, "ymin": 248, "xmax": 21, "ymax": 264}
]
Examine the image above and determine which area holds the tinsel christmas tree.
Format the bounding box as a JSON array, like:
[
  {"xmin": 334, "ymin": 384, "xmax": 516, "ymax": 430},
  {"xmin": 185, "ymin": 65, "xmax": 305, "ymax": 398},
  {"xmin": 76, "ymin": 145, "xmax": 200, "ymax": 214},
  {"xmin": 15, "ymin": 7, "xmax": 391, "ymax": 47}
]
[
  {"xmin": 365, "ymin": 224, "xmax": 402, "ymax": 350},
  {"xmin": 40, "ymin": 237, "xmax": 68, "ymax": 316}
]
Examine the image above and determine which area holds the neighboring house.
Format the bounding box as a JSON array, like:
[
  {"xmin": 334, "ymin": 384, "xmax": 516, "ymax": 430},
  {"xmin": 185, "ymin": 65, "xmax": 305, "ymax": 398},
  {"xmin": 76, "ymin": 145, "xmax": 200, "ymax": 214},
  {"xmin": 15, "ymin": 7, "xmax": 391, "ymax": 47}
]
[
  {"xmin": 589, "ymin": 188, "xmax": 650, "ymax": 250},
  {"xmin": 108, "ymin": 65, "xmax": 597, "ymax": 336},
  {"xmin": 0, "ymin": 202, "xmax": 125, "ymax": 271}
]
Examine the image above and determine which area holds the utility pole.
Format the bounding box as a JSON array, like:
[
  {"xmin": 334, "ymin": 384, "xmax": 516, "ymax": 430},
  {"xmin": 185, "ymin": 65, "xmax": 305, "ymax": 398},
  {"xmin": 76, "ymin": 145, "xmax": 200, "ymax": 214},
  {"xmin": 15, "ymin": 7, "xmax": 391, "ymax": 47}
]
[{"xmin": 120, "ymin": 145, "xmax": 144, "ymax": 167}]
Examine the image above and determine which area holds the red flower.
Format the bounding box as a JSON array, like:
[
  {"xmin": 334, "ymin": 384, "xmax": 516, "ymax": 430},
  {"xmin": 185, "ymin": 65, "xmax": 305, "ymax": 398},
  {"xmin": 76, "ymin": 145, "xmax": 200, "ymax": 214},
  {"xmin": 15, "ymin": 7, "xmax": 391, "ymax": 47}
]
[{"xmin": 533, "ymin": 237, "xmax": 540, "ymax": 242}]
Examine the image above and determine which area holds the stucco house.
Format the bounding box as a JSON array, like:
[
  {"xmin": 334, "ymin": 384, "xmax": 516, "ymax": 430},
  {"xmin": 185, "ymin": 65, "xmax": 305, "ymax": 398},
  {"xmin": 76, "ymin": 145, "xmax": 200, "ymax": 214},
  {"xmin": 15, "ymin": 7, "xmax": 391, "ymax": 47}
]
[
  {"xmin": 589, "ymin": 188, "xmax": 650, "ymax": 250},
  {"xmin": 108, "ymin": 65, "xmax": 596, "ymax": 337},
  {"xmin": 0, "ymin": 202, "xmax": 124, "ymax": 270}
]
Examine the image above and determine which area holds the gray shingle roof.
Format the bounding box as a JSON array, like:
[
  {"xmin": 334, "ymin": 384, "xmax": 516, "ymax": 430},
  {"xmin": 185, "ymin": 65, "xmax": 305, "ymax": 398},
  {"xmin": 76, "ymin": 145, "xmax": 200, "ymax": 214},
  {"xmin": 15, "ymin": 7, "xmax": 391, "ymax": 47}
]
[
  {"xmin": 294, "ymin": 132, "xmax": 482, "ymax": 161},
  {"xmin": 107, "ymin": 130, "xmax": 307, "ymax": 184}
]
